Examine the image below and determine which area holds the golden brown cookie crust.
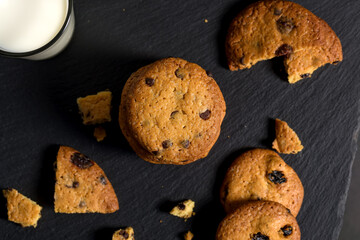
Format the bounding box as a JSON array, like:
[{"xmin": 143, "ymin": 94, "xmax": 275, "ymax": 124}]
[
  {"xmin": 226, "ymin": 0, "xmax": 343, "ymax": 83},
  {"xmin": 216, "ymin": 201, "xmax": 301, "ymax": 240},
  {"xmin": 119, "ymin": 58, "xmax": 226, "ymax": 165},
  {"xmin": 272, "ymin": 118, "xmax": 304, "ymax": 154},
  {"xmin": 54, "ymin": 146, "xmax": 119, "ymax": 213},
  {"xmin": 220, "ymin": 149, "xmax": 304, "ymax": 216},
  {"xmin": 3, "ymin": 188, "xmax": 42, "ymax": 227}
]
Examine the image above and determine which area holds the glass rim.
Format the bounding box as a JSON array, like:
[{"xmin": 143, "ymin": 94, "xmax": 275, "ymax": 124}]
[{"xmin": 0, "ymin": 0, "xmax": 73, "ymax": 58}]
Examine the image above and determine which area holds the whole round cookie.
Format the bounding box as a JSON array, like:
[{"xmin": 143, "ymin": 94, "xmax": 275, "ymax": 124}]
[
  {"xmin": 220, "ymin": 149, "xmax": 303, "ymax": 216},
  {"xmin": 216, "ymin": 201, "xmax": 301, "ymax": 240},
  {"xmin": 226, "ymin": 0, "xmax": 342, "ymax": 83},
  {"xmin": 119, "ymin": 58, "xmax": 226, "ymax": 165}
]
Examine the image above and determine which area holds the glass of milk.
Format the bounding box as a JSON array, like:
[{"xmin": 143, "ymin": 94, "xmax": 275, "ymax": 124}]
[{"xmin": 0, "ymin": 0, "xmax": 75, "ymax": 60}]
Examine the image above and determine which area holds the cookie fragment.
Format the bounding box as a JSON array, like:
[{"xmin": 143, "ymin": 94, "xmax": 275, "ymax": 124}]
[
  {"xmin": 54, "ymin": 146, "xmax": 119, "ymax": 213},
  {"xmin": 184, "ymin": 231, "xmax": 194, "ymax": 240},
  {"xmin": 272, "ymin": 118, "xmax": 304, "ymax": 154},
  {"xmin": 170, "ymin": 199, "xmax": 195, "ymax": 219},
  {"xmin": 112, "ymin": 227, "xmax": 135, "ymax": 240},
  {"xmin": 3, "ymin": 188, "xmax": 42, "ymax": 227},
  {"xmin": 77, "ymin": 91, "xmax": 112, "ymax": 125},
  {"xmin": 94, "ymin": 126, "xmax": 106, "ymax": 142}
]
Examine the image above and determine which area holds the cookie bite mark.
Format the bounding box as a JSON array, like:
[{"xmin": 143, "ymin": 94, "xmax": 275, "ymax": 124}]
[
  {"xmin": 54, "ymin": 146, "xmax": 119, "ymax": 213},
  {"xmin": 3, "ymin": 188, "xmax": 42, "ymax": 227},
  {"xmin": 170, "ymin": 199, "xmax": 195, "ymax": 219},
  {"xmin": 226, "ymin": 0, "xmax": 343, "ymax": 83},
  {"xmin": 272, "ymin": 118, "xmax": 304, "ymax": 154}
]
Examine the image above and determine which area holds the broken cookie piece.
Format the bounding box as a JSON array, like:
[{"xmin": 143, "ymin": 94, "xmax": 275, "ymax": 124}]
[
  {"xmin": 94, "ymin": 126, "xmax": 106, "ymax": 142},
  {"xmin": 170, "ymin": 199, "xmax": 195, "ymax": 219},
  {"xmin": 77, "ymin": 90, "xmax": 112, "ymax": 125},
  {"xmin": 272, "ymin": 118, "xmax": 304, "ymax": 154},
  {"xmin": 54, "ymin": 146, "xmax": 119, "ymax": 213},
  {"xmin": 184, "ymin": 231, "xmax": 194, "ymax": 240},
  {"xmin": 3, "ymin": 188, "xmax": 42, "ymax": 227},
  {"xmin": 113, "ymin": 227, "xmax": 135, "ymax": 240}
]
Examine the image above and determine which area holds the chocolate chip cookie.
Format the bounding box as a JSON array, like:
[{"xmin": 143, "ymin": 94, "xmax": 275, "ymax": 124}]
[
  {"xmin": 226, "ymin": 0, "xmax": 343, "ymax": 83},
  {"xmin": 54, "ymin": 146, "xmax": 119, "ymax": 213},
  {"xmin": 220, "ymin": 149, "xmax": 304, "ymax": 216},
  {"xmin": 119, "ymin": 58, "xmax": 226, "ymax": 164},
  {"xmin": 216, "ymin": 201, "xmax": 301, "ymax": 240}
]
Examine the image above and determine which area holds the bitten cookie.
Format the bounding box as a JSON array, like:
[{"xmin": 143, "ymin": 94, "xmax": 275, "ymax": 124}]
[
  {"xmin": 54, "ymin": 146, "xmax": 119, "ymax": 213},
  {"xmin": 77, "ymin": 90, "xmax": 112, "ymax": 125},
  {"xmin": 3, "ymin": 188, "xmax": 42, "ymax": 227},
  {"xmin": 216, "ymin": 201, "xmax": 301, "ymax": 240},
  {"xmin": 119, "ymin": 58, "xmax": 226, "ymax": 165},
  {"xmin": 272, "ymin": 118, "xmax": 303, "ymax": 154},
  {"xmin": 113, "ymin": 227, "xmax": 135, "ymax": 240},
  {"xmin": 220, "ymin": 149, "xmax": 303, "ymax": 216},
  {"xmin": 226, "ymin": 0, "xmax": 343, "ymax": 83}
]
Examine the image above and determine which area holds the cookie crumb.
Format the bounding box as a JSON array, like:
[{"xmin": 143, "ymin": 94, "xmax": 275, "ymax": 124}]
[
  {"xmin": 94, "ymin": 126, "xmax": 106, "ymax": 142},
  {"xmin": 159, "ymin": 220, "xmax": 163, "ymax": 223},
  {"xmin": 112, "ymin": 227, "xmax": 134, "ymax": 240},
  {"xmin": 170, "ymin": 199, "xmax": 195, "ymax": 219},
  {"xmin": 204, "ymin": 19, "xmax": 208, "ymax": 23},
  {"xmin": 184, "ymin": 231, "xmax": 194, "ymax": 240},
  {"xmin": 77, "ymin": 90, "xmax": 112, "ymax": 125},
  {"xmin": 272, "ymin": 118, "xmax": 303, "ymax": 154},
  {"xmin": 3, "ymin": 188, "xmax": 42, "ymax": 227},
  {"xmin": 122, "ymin": 8, "xmax": 125, "ymax": 12}
]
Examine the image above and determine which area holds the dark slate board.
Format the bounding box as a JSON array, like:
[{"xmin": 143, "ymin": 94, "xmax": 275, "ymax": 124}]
[{"xmin": 0, "ymin": 0, "xmax": 359, "ymax": 239}]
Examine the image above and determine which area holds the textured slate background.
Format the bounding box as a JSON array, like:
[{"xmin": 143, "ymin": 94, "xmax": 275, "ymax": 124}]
[{"xmin": 0, "ymin": 0, "xmax": 359, "ymax": 239}]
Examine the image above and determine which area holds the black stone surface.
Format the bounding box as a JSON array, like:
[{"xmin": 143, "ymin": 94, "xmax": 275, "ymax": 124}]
[{"xmin": 0, "ymin": 0, "xmax": 359, "ymax": 239}]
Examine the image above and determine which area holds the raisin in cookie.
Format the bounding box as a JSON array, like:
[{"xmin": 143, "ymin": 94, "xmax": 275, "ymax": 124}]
[
  {"xmin": 54, "ymin": 146, "xmax": 119, "ymax": 213},
  {"xmin": 272, "ymin": 118, "xmax": 303, "ymax": 154},
  {"xmin": 3, "ymin": 188, "xmax": 42, "ymax": 227},
  {"xmin": 119, "ymin": 58, "xmax": 226, "ymax": 165},
  {"xmin": 220, "ymin": 149, "xmax": 303, "ymax": 216},
  {"xmin": 216, "ymin": 201, "xmax": 300, "ymax": 240},
  {"xmin": 226, "ymin": 0, "xmax": 342, "ymax": 83},
  {"xmin": 113, "ymin": 227, "xmax": 135, "ymax": 240}
]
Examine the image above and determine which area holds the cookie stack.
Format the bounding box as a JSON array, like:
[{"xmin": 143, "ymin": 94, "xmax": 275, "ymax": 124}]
[{"xmin": 119, "ymin": 57, "xmax": 226, "ymax": 165}]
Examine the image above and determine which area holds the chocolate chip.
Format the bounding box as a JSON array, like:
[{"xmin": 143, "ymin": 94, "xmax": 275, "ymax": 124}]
[
  {"xmin": 72, "ymin": 181, "xmax": 79, "ymax": 188},
  {"xmin": 152, "ymin": 151, "xmax": 159, "ymax": 155},
  {"xmin": 181, "ymin": 140, "xmax": 190, "ymax": 149},
  {"xmin": 277, "ymin": 16, "xmax": 295, "ymax": 34},
  {"xmin": 170, "ymin": 110, "xmax": 179, "ymax": 118},
  {"xmin": 206, "ymin": 71, "xmax": 213, "ymax": 78},
  {"xmin": 162, "ymin": 140, "xmax": 173, "ymax": 149},
  {"xmin": 333, "ymin": 61, "xmax": 340, "ymax": 64},
  {"xmin": 79, "ymin": 201, "xmax": 86, "ymax": 208},
  {"xmin": 240, "ymin": 56, "xmax": 245, "ymax": 65},
  {"xmin": 99, "ymin": 175, "xmax": 107, "ymax": 185},
  {"xmin": 175, "ymin": 68, "xmax": 186, "ymax": 79},
  {"xmin": 178, "ymin": 203, "xmax": 186, "ymax": 210},
  {"xmin": 286, "ymin": 208, "xmax": 291, "ymax": 214},
  {"xmin": 268, "ymin": 170, "xmax": 287, "ymax": 184},
  {"xmin": 145, "ymin": 78, "xmax": 155, "ymax": 86},
  {"xmin": 300, "ymin": 73, "xmax": 311, "ymax": 79},
  {"xmin": 71, "ymin": 152, "xmax": 94, "ymax": 169},
  {"xmin": 118, "ymin": 229, "xmax": 129, "ymax": 239},
  {"xmin": 274, "ymin": 8, "xmax": 282, "ymax": 15},
  {"xmin": 199, "ymin": 109, "xmax": 211, "ymax": 120},
  {"xmin": 275, "ymin": 44, "xmax": 293, "ymax": 57},
  {"xmin": 252, "ymin": 232, "xmax": 269, "ymax": 240},
  {"xmin": 281, "ymin": 225, "xmax": 293, "ymax": 236},
  {"xmin": 257, "ymin": 197, "xmax": 261, "ymax": 200}
]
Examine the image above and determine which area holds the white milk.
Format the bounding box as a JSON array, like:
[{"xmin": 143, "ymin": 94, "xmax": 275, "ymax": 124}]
[{"xmin": 0, "ymin": 0, "xmax": 74, "ymax": 59}]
